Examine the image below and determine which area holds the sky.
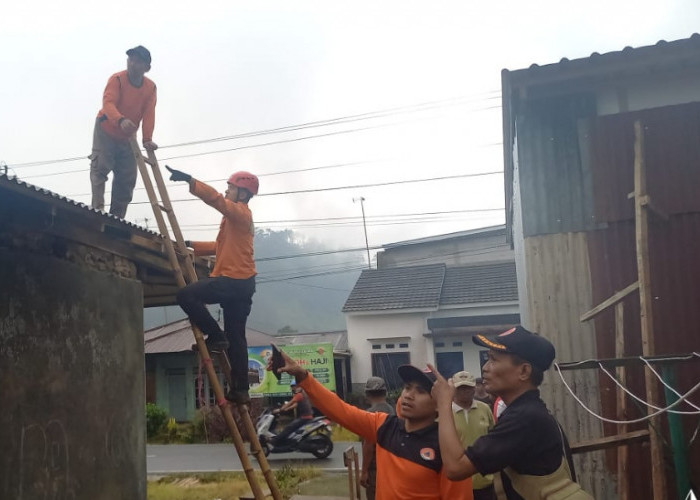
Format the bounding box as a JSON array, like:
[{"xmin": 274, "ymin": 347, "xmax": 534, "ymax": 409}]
[{"xmin": 2, "ymin": 0, "xmax": 699, "ymax": 267}]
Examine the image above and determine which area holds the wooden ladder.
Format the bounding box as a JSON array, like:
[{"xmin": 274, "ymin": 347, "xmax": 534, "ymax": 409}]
[{"xmin": 130, "ymin": 139, "xmax": 281, "ymax": 500}]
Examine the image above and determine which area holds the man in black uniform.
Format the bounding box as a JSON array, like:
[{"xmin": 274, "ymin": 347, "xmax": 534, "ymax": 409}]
[{"xmin": 431, "ymin": 326, "xmax": 593, "ymax": 500}]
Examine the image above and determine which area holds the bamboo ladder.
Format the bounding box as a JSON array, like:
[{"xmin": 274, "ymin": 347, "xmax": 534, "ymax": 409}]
[{"xmin": 129, "ymin": 139, "xmax": 281, "ymax": 500}]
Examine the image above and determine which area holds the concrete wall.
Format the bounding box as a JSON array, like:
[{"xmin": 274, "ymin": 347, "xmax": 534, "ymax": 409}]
[
  {"xmin": 377, "ymin": 231, "xmax": 513, "ymax": 268},
  {"xmin": 0, "ymin": 250, "xmax": 146, "ymax": 500}
]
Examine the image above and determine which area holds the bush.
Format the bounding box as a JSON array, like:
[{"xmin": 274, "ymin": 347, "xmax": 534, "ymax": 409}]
[
  {"xmin": 146, "ymin": 403, "xmax": 169, "ymax": 438},
  {"xmin": 192, "ymin": 405, "xmax": 230, "ymax": 443}
]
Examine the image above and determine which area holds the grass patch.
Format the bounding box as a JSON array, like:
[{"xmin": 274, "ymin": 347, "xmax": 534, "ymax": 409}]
[
  {"xmin": 147, "ymin": 466, "xmax": 321, "ymax": 500},
  {"xmin": 331, "ymin": 424, "xmax": 360, "ymax": 442}
]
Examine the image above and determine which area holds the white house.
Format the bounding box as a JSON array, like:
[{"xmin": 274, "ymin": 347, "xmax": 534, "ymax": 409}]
[{"xmin": 343, "ymin": 226, "xmax": 519, "ymax": 391}]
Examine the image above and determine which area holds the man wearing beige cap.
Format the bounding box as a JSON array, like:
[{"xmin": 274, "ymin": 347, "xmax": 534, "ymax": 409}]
[{"xmin": 451, "ymin": 371, "xmax": 496, "ymax": 500}]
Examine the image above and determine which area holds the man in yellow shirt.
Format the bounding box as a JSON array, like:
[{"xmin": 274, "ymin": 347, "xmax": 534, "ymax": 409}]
[{"xmin": 451, "ymin": 371, "xmax": 496, "ymax": 500}]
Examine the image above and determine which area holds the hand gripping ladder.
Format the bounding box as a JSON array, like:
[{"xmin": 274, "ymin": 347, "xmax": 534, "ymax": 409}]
[{"xmin": 129, "ymin": 139, "xmax": 281, "ymax": 500}]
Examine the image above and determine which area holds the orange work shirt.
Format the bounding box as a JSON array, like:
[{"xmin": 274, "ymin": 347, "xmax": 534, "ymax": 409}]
[
  {"xmin": 189, "ymin": 180, "xmax": 256, "ymax": 280},
  {"xmin": 299, "ymin": 374, "xmax": 473, "ymax": 500},
  {"xmin": 97, "ymin": 70, "xmax": 157, "ymax": 142}
]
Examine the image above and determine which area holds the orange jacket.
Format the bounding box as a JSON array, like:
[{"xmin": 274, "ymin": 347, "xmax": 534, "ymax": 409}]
[
  {"xmin": 189, "ymin": 180, "xmax": 256, "ymax": 279},
  {"xmin": 97, "ymin": 70, "xmax": 156, "ymax": 142},
  {"xmin": 299, "ymin": 373, "xmax": 472, "ymax": 500}
]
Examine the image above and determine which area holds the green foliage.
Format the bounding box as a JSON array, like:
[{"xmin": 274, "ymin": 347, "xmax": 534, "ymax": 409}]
[
  {"xmin": 331, "ymin": 424, "xmax": 360, "ymax": 442},
  {"xmin": 274, "ymin": 464, "xmax": 320, "ymax": 497},
  {"xmin": 145, "ymin": 403, "xmax": 168, "ymax": 438},
  {"xmin": 191, "ymin": 405, "xmax": 229, "ymax": 443}
]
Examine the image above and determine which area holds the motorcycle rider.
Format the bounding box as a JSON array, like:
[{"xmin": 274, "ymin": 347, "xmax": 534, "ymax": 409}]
[{"xmin": 272, "ymin": 382, "xmax": 314, "ymax": 444}]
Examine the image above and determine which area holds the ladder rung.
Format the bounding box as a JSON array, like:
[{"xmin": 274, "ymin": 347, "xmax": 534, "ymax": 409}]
[
  {"xmin": 144, "ymin": 157, "xmax": 155, "ymax": 166},
  {"xmin": 158, "ymin": 205, "xmax": 171, "ymax": 213}
]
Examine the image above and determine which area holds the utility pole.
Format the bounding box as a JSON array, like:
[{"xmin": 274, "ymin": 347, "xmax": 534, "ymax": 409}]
[{"xmin": 353, "ymin": 196, "xmax": 371, "ymax": 269}]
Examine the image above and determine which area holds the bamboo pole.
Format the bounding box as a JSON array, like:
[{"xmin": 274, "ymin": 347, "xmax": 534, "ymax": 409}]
[
  {"xmin": 633, "ymin": 120, "xmax": 667, "ymax": 498},
  {"xmin": 615, "ymin": 302, "xmax": 629, "ymax": 499}
]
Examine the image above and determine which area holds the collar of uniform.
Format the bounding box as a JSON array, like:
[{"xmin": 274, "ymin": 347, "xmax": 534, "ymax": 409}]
[
  {"xmin": 397, "ymin": 418, "xmax": 439, "ymax": 436},
  {"xmin": 452, "ymin": 400, "xmax": 479, "ymax": 413},
  {"xmin": 508, "ymin": 389, "xmax": 541, "ymax": 408}
]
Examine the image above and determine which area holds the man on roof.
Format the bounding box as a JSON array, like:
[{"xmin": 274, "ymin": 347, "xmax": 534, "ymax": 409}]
[{"xmin": 90, "ymin": 45, "xmax": 157, "ymax": 219}]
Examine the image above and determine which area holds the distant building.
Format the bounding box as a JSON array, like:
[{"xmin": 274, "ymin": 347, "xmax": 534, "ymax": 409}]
[
  {"xmin": 145, "ymin": 321, "xmax": 351, "ymax": 420},
  {"xmin": 343, "ymin": 226, "xmax": 518, "ymax": 392}
]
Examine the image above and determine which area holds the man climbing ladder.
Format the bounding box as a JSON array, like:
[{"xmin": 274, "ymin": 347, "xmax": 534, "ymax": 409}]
[
  {"xmin": 166, "ymin": 165, "xmax": 259, "ymax": 405},
  {"xmin": 130, "ymin": 140, "xmax": 279, "ymax": 500}
]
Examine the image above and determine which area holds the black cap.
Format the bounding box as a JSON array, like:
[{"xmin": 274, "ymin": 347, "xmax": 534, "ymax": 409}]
[
  {"xmin": 472, "ymin": 326, "xmax": 555, "ymax": 372},
  {"xmin": 397, "ymin": 365, "xmax": 436, "ymax": 392},
  {"xmin": 126, "ymin": 45, "xmax": 152, "ymax": 65}
]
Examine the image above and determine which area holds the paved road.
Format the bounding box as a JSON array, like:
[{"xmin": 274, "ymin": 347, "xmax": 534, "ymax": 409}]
[{"xmin": 147, "ymin": 442, "xmax": 360, "ymax": 474}]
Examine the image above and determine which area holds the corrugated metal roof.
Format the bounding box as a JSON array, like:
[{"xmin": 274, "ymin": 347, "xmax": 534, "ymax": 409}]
[
  {"xmin": 440, "ymin": 262, "xmax": 517, "ymax": 305},
  {"xmin": 144, "ymin": 319, "xmax": 276, "ymax": 354},
  {"xmin": 506, "ymin": 33, "xmax": 700, "ymax": 89},
  {"xmin": 0, "ymin": 173, "xmax": 158, "ymax": 236},
  {"xmin": 342, "ymin": 264, "xmax": 446, "ymax": 312}
]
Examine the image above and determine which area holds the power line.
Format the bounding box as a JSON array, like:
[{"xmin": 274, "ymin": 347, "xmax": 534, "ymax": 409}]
[
  {"xmin": 19, "ymin": 114, "xmax": 501, "ymax": 180},
  {"xmin": 9, "ymin": 91, "xmax": 500, "ymax": 169},
  {"xmin": 178, "ymin": 208, "xmax": 505, "ymax": 229},
  {"xmin": 129, "ymin": 170, "xmax": 503, "ymax": 204},
  {"xmin": 257, "ymin": 265, "xmax": 366, "ymax": 284},
  {"xmin": 65, "ymin": 158, "xmax": 389, "ymax": 198},
  {"xmin": 256, "ymin": 245, "xmax": 384, "ymax": 262}
]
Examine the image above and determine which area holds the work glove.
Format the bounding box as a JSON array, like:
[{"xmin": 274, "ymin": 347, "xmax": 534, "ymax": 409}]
[{"xmin": 165, "ymin": 165, "xmax": 192, "ymax": 183}]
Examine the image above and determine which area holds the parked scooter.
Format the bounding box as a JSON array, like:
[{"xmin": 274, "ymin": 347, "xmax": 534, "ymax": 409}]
[{"xmin": 256, "ymin": 406, "xmax": 334, "ymax": 458}]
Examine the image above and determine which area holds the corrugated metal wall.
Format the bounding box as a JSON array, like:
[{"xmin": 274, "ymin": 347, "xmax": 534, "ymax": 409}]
[
  {"xmin": 517, "ymin": 94, "xmax": 597, "ymax": 238},
  {"xmin": 524, "ymin": 232, "xmax": 617, "ymax": 498},
  {"xmin": 516, "ymin": 100, "xmax": 700, "ymax": 498}
]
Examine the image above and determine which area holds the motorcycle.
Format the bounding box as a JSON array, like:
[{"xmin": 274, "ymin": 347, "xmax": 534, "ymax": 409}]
[{"xmin": 255, "ymin": 406, "xmax": 334, "ymax": 459}]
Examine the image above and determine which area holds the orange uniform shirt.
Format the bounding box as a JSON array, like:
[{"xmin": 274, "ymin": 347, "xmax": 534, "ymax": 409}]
[
  {"xmin": 299, "ymin": 374, "xmax": 473, "ymax": 500},
  {"xmin": 189, "ymin": 180, "xmax": 256, "ymax": 279},
  {"xmin": 97, "ymin": 70, "xmax": 157, "ymax": 142}
]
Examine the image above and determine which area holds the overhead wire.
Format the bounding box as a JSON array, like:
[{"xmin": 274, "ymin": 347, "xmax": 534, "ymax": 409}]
[
  {"xmin": 129, "ymin": 170, "xmax": 503, "ymax": 204},
  {"xmin": 8, "ymin": 91, "xmax": 501, "ymax": 169}
]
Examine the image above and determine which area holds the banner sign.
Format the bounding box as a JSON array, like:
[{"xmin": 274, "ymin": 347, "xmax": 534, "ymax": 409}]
[{"xmin": 248, "ymin": 342, "xmax": 336, "ymax": 397}]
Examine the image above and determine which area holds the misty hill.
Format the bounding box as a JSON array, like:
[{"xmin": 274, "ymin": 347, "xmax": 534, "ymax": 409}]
[{"xmin": 144, "ymin": 229, "xmax": 362, "ymax": 334}]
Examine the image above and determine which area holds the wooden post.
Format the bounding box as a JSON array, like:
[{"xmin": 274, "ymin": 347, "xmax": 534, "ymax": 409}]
[
  {"xmin": 633, "ymin": 120, "xmax": 667, "ymax": 498},
  {"xmin": 615, "ymin": 302, "xmax": 629, "ymax": 499}
]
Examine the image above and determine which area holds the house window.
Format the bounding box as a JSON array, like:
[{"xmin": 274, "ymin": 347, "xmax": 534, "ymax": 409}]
[
  {"xmin": 452, "ymin": 341, "xmax": 463, "ymax": 347},
  {"xmin": 385, "ymin": 343, "xmax": 395, "ymax": 349},
  {"xmin": 435, "ymin": 352, "xmax": 464, "ymax": 379},
  {"xmin": 435, "ymin": 342, "xmax": 445, "ymax": 348},
  {"xmin": 372, "ymin": 344, "xmax": 381, "ymax": 350},
  {"xmin": 399, "ymin": 343, "xmax": 409, "ymax": 348},
  {"xmin": 371, "ymin": 352, "xmax": 411, "ymax": 391}
]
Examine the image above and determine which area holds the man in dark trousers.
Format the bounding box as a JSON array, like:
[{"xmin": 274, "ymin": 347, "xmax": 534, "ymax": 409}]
[
  {"xmin": 361, "ymin": 377, "xmax": 395, "ymax": 500},
  {"xmin": 90, "ymin": 45, "xmax": 157, "ymax": 218},
  {"xmin": 431, "ymin": 326, "xmax": 593, "ymax": 500},
  {"xmin": 166, "ymin": 166, "xmax": 259, "ymax": 404}
]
